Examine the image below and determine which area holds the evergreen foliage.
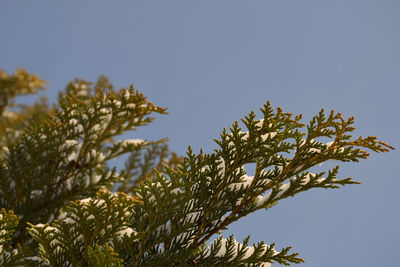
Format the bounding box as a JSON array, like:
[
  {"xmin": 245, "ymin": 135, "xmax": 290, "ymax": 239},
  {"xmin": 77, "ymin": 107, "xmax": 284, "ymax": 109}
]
[{"xmin": 0, "ymin": 68, "xmax": 394, "ymax": 266}]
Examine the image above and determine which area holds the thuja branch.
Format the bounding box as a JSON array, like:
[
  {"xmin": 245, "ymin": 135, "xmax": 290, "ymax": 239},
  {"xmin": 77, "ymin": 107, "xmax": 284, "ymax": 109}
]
[{"xmin": 191, "ymin": 108, "xmax": 393, "ymax": 251}]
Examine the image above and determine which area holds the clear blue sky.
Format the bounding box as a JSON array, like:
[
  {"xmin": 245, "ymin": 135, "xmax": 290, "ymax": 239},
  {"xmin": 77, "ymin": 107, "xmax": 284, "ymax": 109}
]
[{"xmin": 1, "ymin": 1, "xmax": 399, "ymax": 266}]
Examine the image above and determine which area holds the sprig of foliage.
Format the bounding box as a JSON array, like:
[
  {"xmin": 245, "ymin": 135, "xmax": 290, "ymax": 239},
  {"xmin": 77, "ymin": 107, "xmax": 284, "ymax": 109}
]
[
  {"xmin": 0, "ymin": 209, "xmax": 41, "ymax": 266},
  {"xmin": 0, "ymin": 68, "xmax": 46, "ymax": 115},
  {"xmin": 0, "ymin": 70, "xmax": 168, "ymax": 249},
  {"xmin": 0, "ymin": 69, "xmax": 49, "ymax": 160},
  {"xmin": 195, "ymin": 235, "xmax": 303, "ymax": 266},
  {"xmin": 86, "ymin": 244, "xmax": 124, "ymax": 267},
  {"xmin": 27, "ymin": 190, "xmax": 141, "ymax": 266}
]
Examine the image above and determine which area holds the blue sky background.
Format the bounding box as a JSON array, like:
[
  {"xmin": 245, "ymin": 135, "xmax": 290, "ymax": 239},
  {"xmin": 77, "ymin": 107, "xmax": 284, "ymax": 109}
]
[{"xmin": 1, "ymin": 1, "xmax": 399, "ymax": 266}]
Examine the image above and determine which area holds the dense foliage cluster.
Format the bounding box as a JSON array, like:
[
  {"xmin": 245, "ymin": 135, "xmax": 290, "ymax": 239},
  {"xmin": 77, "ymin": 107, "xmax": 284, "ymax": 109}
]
[{"xmin": 0, "ymin": 69, "xmax": 393, "ymax": 266}]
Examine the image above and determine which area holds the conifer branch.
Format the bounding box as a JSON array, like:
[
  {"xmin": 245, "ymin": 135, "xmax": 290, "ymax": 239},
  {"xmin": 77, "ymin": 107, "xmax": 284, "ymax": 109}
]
[{"xmin": 0, "ymin": 69, "xmax": 394, "ymax": 266}]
